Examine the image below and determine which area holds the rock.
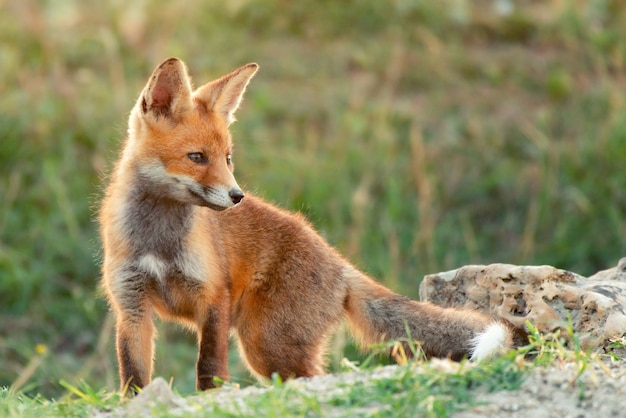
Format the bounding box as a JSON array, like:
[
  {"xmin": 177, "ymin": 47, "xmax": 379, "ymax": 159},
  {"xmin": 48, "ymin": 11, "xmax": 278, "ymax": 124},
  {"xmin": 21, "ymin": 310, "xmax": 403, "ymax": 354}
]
[
  {"xmin": 419, "ymin": 259, "xmax": 626, "ymax": 349},
  {"xmin": 124, "ymin": 378, "xmax": 190, "ymax": 417}
]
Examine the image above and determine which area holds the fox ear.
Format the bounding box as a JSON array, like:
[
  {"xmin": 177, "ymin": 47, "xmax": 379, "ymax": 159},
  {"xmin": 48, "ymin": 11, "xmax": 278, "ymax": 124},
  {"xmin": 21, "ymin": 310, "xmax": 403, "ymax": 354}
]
[
  {"xmin": 194, "ymin": 63, "xmax": 259, "ymax": 124},
  {"xmin": 139, "ymin": 58, "xmax": 192, "ymax": 120}
]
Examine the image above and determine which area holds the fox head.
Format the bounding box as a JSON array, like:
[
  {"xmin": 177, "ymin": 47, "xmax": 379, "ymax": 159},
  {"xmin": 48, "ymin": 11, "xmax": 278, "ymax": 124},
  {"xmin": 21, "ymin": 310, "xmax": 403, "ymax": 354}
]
[{"xmin": 126, "ymin": 58, "xmax": 258, "ymax": 210}]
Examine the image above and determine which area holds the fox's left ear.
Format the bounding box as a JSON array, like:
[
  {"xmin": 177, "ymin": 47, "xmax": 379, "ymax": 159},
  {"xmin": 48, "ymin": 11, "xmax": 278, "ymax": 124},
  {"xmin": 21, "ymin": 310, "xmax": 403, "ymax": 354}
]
[
  {"xmin": 194, "ymin": 63, "xmax": 259, "ymax": 124},
  {"xmin": 139, "ymin": 57, "xmax": 193, "ymax": 121}
]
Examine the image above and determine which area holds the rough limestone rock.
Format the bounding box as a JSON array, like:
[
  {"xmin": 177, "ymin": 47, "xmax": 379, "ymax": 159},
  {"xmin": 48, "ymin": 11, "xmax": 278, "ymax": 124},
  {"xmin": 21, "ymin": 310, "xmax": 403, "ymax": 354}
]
[{"xmin": 419, "ymin": 258, "xmax": 626, "ymax": 349}]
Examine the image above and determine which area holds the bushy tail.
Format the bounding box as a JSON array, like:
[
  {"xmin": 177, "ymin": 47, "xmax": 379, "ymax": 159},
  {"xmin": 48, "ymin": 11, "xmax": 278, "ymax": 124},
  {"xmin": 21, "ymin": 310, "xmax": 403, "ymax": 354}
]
[{"xmin": 342, "ymin": 267, "xmax": 516, "ymax": 361}]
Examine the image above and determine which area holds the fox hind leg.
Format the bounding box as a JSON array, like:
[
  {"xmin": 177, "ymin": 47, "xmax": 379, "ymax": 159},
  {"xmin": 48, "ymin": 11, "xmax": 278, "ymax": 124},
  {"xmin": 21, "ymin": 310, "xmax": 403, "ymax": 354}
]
[
  {"xmin": 236, "ymin": 326, "xmax": 326, "ymax": 381},
  {"xmin": 235, "ymin": 297, "xmax": 342, "ymax": 381}
]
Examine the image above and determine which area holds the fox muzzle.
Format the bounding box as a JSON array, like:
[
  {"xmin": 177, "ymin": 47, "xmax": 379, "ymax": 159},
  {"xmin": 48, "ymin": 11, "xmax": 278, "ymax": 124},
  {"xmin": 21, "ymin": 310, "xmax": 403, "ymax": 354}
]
[{"xmin": 229, "ymin": 188, "xmax": 244, "ymax": 204}]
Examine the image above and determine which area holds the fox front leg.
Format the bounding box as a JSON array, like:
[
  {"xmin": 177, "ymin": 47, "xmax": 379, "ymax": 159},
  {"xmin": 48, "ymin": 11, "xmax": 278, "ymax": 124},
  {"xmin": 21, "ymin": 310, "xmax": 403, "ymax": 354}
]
[
  {"xmin": 116, "ymin": 310, "xmax": 155, "ymax": 394},
  {"xmin": 196, "ymin": 302, "xmax": 230, "ymax": 390},
  {"xmin": 110, "ymin": 271, "xmax": 155, "ymax": 394}
]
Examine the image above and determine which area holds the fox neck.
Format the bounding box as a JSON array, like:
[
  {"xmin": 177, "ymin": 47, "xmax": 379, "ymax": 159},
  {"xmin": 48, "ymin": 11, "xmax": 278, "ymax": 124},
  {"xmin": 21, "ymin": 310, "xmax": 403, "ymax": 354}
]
[{"xmin": 122, "ymin": 168, "xmax": 196, "ymax": 260}]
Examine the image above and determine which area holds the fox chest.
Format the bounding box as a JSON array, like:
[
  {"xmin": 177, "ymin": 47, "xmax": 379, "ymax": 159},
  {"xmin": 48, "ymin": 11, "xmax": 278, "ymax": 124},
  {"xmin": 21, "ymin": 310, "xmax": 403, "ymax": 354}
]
[
  {"xmin": 133, "ymin": 252, "xmax": 211, "ymax": 320},
  {"xmin": 136, "ymin": 252, "xmax": 205, "ymax": 284},
  {"xmin": 114, "ymin": 195, "xmax": 221, "ymax": 318},
  {"xmin": 120, "ymin": 196, "xmax": 206, "ymax": 279}
]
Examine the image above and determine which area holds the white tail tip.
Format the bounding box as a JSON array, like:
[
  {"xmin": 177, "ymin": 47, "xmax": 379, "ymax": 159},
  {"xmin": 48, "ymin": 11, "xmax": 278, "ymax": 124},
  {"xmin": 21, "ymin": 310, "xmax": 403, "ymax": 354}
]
[{"xmin": 469, "ymin": 322, "xmax": 509, "ymax": 361}]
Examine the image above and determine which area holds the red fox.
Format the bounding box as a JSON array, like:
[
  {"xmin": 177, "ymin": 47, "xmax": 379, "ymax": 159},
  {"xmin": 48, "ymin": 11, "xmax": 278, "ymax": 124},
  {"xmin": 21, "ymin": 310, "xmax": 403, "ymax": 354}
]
[{"xmin": 99, "ymin": 58, "xmax": 520, "ymax": 393}]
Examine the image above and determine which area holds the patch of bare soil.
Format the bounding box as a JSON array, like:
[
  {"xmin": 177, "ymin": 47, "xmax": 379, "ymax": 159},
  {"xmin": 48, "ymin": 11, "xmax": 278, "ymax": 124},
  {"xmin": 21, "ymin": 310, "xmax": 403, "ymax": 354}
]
[{"xmin": 454, "ymin": 359, "xmax": 626, "ymax": 418}]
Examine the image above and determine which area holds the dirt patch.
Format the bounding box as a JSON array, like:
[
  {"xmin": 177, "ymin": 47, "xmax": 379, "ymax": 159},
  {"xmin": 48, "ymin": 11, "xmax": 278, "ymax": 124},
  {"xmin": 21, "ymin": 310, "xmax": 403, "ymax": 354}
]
[{"xmin": 454, "ymin": 359, "xmax": 626, "ymax": 417}]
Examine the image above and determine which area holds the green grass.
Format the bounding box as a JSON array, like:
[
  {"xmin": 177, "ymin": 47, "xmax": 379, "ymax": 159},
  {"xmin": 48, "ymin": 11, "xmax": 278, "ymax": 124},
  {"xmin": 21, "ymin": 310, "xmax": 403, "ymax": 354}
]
[
  {"xmin": 0, "ymin": 351, "xmax": 528, "ymax": 418},
  {"xmin": 1, "ymin": 0, "xmax": 626, "ymax": 412},
  {"xmin": 2, "ymin": 329, "xmax": 615, "ymax": 418},
  {"xmin": 199, "ymin": 357, "xmax": 526, "ymax": 418}
]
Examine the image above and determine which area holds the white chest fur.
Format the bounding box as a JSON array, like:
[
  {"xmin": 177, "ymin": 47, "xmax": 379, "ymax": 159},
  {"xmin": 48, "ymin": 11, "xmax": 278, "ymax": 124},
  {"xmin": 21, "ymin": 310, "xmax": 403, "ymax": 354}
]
[{"xmin": 136, "ymin": 249, "xmax": 210, "ymax": 284}]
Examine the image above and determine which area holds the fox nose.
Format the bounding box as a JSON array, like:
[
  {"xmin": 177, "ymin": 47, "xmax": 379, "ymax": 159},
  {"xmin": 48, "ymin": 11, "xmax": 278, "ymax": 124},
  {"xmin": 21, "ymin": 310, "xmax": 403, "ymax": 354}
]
[{"xmin": 229, "ymin": 188, "xmax": 244, "ymax": 204}]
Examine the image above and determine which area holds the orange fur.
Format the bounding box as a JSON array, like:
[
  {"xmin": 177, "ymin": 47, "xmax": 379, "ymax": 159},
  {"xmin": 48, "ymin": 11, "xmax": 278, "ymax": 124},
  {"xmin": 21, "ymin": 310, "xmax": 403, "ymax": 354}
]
[{"xmin": 99, "ymin": 58, "xmax": 518, "ymax": 394}]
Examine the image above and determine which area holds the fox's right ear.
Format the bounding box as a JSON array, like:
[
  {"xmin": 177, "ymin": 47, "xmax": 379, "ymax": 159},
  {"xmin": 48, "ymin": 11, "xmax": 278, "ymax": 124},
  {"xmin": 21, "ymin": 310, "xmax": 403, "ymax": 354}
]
[
  {"xmin": 193, "ymin": 63, "xmax": 259, "ymax": 125},
  {"xmin": 138, "ymin": 58, "xmax": 192, "ymax": 121}
]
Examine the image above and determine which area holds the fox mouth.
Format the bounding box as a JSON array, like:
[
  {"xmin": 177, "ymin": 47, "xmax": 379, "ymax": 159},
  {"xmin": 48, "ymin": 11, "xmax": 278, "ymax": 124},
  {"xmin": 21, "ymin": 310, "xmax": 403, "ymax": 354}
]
[
  {"xmin": 203, "ymin": 201, "xmax": 230, "ymax": 211},
  {"xmin": 187, "ymin": 187, "xmax": 231, "ymax": 211}
]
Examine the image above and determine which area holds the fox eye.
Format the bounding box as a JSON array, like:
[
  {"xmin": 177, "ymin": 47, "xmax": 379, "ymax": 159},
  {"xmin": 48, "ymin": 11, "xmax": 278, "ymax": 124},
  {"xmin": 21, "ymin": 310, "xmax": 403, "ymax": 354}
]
[
  {"xmin": 226, "ymin": 154, "xmax": 232, "ymax": 165},
  {"xmin": 188, "ymin": 152, "xmax": 208, "ymax": 164}
]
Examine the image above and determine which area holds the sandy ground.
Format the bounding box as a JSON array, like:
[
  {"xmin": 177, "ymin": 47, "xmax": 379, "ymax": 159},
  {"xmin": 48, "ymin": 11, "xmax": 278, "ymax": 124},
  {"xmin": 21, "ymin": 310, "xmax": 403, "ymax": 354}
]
[{"xmin": 454, "ymin": 359, "xmax": 626, "ymax": 418}]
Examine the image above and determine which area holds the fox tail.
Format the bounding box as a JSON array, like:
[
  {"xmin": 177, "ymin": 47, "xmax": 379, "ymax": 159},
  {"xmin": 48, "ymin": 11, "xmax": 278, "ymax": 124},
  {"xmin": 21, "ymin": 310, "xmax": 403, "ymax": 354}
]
[{"xmin": 342, "ymin": 266, "xmax": 518, "ymax": 361}]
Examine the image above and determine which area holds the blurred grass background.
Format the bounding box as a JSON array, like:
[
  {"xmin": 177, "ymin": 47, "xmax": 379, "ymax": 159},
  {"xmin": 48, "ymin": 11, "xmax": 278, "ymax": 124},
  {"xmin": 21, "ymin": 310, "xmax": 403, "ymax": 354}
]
[{"xmin": 1, "ymin": 0, "xmax": 625, "ymax": 398}]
